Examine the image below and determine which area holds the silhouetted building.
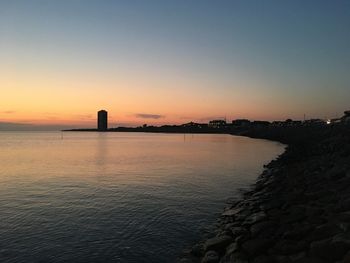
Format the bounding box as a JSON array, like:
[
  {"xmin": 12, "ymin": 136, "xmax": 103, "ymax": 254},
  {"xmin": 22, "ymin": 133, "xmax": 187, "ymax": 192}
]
[
  {"xmin": 252, "ymin": 120, "xmax": 270, "ymax": 127},
  {"xmin": 303, "ymin": 119, "xmax": 326, "ymax": 126},
  {"xmin": 341, "ymin": 111, "xmax": 350, "ymax": 124},
  {"xmin": 182, "ymin": 122, "xmax": 208, "ymax": 128},
  {"xmin": 272, "ymin": 121, "xmax": 284, "ymax": 127},
  {"xmin": 272, "ymin": 119, "xmax": 302, "ymax": 127},
  {"xmin": 208, "ymin": 120, "xmax": 227, "ymax": 128},
  {"xmin": 330, "ymin": 118, "xmax": 341, "ymax": 124},
  {"xmin": 97, "ymin": 110, "xmax": 108, "ymax": 131},
  {"xmin": 232, "ymin": 119, "xmax": 251, "ymax": 127}
]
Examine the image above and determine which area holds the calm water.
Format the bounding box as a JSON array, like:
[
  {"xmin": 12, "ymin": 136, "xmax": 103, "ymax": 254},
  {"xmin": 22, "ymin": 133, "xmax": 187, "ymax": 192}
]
[{"xmin": 0, "ymin": 132, "xmax": 284, "ymax": 263}]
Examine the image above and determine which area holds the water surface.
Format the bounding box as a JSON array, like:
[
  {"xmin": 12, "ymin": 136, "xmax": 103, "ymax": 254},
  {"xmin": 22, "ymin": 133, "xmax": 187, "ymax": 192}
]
[{"xmin": 0, "ymin": 132, "xmax": 284, "ymax": 263}]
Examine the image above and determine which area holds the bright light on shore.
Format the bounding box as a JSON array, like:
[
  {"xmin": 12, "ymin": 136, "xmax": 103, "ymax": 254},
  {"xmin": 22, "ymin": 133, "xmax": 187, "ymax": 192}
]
[{"xmin": 326, "ymin": 119, "xmax": 331, "ymax": 125}]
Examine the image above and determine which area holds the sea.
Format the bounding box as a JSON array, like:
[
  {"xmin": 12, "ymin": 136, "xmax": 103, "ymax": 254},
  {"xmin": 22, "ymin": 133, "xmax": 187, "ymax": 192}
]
[{"xmin": 0, "ymin": 132, "xmax": 284, "ymax": 263}]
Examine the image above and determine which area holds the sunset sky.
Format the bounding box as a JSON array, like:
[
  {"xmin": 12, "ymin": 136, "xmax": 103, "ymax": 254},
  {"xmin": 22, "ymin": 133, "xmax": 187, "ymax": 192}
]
[{"xmin": 1, "ymin": 0, "xmax": 350, "ymax": 129}]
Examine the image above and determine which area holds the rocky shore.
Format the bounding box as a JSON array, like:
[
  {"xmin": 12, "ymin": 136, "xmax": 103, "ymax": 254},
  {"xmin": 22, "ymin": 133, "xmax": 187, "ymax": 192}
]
[{"xmin": 181, "ymin": 125, "xmax": 350, "ymax": 263}]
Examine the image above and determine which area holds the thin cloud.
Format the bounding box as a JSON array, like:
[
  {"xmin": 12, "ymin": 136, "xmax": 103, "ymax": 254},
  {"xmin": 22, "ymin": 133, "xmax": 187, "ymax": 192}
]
[
  {"xmin": 2, "ymin": 110, "xmax": 15, "ymax": 114},
  {"xmin": 135, "ymin": 113, "xmax": 165, "ymax": 119}
]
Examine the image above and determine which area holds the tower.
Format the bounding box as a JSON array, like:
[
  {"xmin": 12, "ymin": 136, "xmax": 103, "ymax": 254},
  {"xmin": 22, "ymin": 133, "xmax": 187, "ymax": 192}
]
[{"xmin": 97, "ymin": 110, "xmax": 108, "ymax": 131}]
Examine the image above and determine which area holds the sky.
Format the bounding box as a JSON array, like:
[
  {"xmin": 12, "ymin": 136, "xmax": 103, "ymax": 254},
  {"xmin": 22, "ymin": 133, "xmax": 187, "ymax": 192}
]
[{"xmin": 1, "ymin": 0, "xmax": 350, "ymax": 129}]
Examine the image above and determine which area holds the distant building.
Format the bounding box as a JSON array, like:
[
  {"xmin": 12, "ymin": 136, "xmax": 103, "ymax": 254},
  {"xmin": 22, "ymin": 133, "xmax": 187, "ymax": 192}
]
[
  {"xmin": 232, "ymin": 119, "xmax": 251, "ymax": 127},
  {"xmin": 271, "ymin": 121, "xmax": 284, "ymax": 127},
  {"xmin": 330, "ymin": 118, "xmax": 341, "ymax": 124},
  {"xmin": 303, "ymin": 119, "xmax": 326, "ymax": 126},
  {"xmin": 271, "ymin": 119, "xmax": 302, "ymax": 127},
  {"xmin": 208, "ymin": 120, "xmax": 227, "ymax": 128},
  {"xmin": 97, "ymin": 110, "xmax": 108, "ymax": 131},
  {"xmin": 252, "ymin": 120, "xmax": 270, "ymax": 127},
  {"xmin": 341, "ymin": 111, "xmax": 350, "ymax": 124},
  {"xmin": 182, "ymin": 122, "xmax": 208, "ymax": 128}
]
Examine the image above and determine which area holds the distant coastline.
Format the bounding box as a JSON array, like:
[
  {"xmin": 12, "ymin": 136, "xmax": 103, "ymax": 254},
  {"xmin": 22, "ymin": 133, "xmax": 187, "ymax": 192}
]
[{"xmin": 62, "ymin": 126, "xmax": 227, "ymax": 134}]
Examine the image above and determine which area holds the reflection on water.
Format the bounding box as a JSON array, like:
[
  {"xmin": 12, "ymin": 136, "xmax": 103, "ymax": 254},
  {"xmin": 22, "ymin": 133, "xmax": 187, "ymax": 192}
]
[{"xmin": 0, "ymin": 132, "xmax": 284, "ymax": 263}]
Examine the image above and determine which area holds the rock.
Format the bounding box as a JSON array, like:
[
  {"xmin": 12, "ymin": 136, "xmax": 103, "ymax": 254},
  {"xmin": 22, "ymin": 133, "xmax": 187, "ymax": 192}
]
[
  {"xmin": 242, "ymin": 211, "xmax": 266, "ymax": 226},
  {"xmin": 225, "ymin": 242, "xmax": 238, "ymax": 255},
  {"xmin": 283, "ymin": 223, "xmax": 313, "ymax": 240},
  {"xmin": 337, "ymin": 211, "xmax": 350, "ymax": 222},
  {"xmin": 309, "ymin": 235, "xmax": 350, "ymax": 261},
  {"xmin": 291, "ymin": 257, "xmax": 327, "ymax": 263},
  {"xmin": 250, "ymin": 220, "xmax": 275, "ymax": 237},
  {"xmin": 335, "ymin": 196, "xmax": 350, "ymax": 212},
  {"xmin": 204, "ymin": 235, "xmax": 233, "ymax": 252},
  {"xmin": 288, "ymin": 251, "xmax": 306, "ymax": 261},
  {"xmin": 179, "ymin": 258, "xmax": 195, "ymax": 263},
  {"xmin": 308, "ymin": 223, "xmax": 342, "ymax": 242},
  {"xmin": 222, "ymin": 207, "xmax": 241, "ymax": 217},
  {"xmin": 219, "ymin": 251, "xmax": 249, "ymax": 263},
  {"xmin": 235, "ymin": 234, "xmax": 250, "ymax": 246},
  {"xmin": 241, "ymin": 238, "xmax": 273, "ymax": 256},
  {"xmin": 341, "ymin": 251, "xmax": 350, "ymax": 262},
  {"xmin": 201, "ymin": 250, "xmax": 219, "ymax": 263},
  {"xmin": 271, "ymin": 240, "xmax": 308, "ymax": 255},
  {"xmin": 229, "ymin": 227, "xmax": 249, "ymax": 239},
  {"xmin": 224, "ymin": 223, "xmax": 236, "ymax": 230},
  {"xmin": 283, "ymin": 206, "xmax": 307, "ymax": 223},
  {"xmin": 235, "ymin": 209, "xmax": 254, "ymax": 222},
  {"xmin": 336, "ymin": 222, "xmax": 350, "ymax": 232},
  {"xmin": 191, "ymin": 243, "xmax": 204, "ymax": 257},
  {"xmin": 251, "ymin": 254, "xmax": 275, "ymax": 263},
  {"xmin": 189, "ymin": 129, "xmax": 350, "ymax": 263},
  {"xmin": 225, "ymin": 198, "xmax": 239, "ymax": 205}
]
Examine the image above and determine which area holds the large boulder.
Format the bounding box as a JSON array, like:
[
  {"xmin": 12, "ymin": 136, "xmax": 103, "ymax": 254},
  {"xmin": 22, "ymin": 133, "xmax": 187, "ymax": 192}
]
[
  {"xmin": 309, "ymin": 234, "xmax": 350, "ymax": 262},
  {"xmin": 241, "ymin": 238, "xmax": 273, "ymax": 257},
  {"xmin": 204, "ymin": 235, "xmax": 233, "ymax": 253},
  {"xmin": 201, "ymin": 250, "xmax": 219, "ymax": 263}
]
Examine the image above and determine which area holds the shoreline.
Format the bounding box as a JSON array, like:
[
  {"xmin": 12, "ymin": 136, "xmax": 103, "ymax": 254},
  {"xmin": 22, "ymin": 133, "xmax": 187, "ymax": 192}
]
[{"xmin": 181, "ymin": 125, "xmax": 350, "ymax": 263}]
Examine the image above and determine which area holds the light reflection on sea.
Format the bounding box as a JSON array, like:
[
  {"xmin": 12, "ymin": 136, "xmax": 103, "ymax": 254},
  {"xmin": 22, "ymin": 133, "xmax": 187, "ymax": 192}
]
[{"xmin": 0, "ymin": 132, "xmax": 284, "ymax": 263}]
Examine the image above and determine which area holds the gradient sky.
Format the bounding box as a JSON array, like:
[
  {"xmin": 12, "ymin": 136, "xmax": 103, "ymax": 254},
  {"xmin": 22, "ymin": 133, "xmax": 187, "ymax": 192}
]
[{"xmin": 1, "ymin": 0, "xmax": 350, "ymax": 128}]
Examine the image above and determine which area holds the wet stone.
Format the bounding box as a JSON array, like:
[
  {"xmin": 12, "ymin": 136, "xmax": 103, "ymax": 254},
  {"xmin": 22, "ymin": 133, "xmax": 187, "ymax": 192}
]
[
  {"xmin": 271, "ymin": 240, "xmax": 308, "ymax": 255},
  {"xmin": 309, "ymin": 235, "xmax": 350, "ymax": 262},
  {"xmin": 235, "ymin": 234, "xmax": 250, "ymax": 246},
  {"xmin": 225, "ymin": 242, "xmax": 238, "ymax": 255},
  {"xmin": 204, "ymin": 235, "xmax": 233, "ymax": 252},
  {"xmin": 201, "ymin": 250, "xmax": 219, "ymax": 263},
  {"xmin": 290, "ymin": 257, "xmax": 327, "ymax": 263},
  {"xmin": 251, "ymin": 254, "xmax": 275, "ymax": 263},
  {"xmin": 220, "ymin": 251, "xmax": 249, "ymax": 263},
  {"xmin": 191, "ymin": 243, "xmax": 204, "ymax": 257},
  {"xmin": 283, "ymin": 223, "xmax": 313, "ymax": 241},
  {"xmin": 242, "ymin": 211, "xmax": 266, "ymax": 226},
  {"xmin": 229, "ymin": 227, "xmax": 249, "ymax": 239},
  {"xmin": 222, "ymin": 207, "xmax": 242, "ymax": 217},
  {"xmin": 241, "ymin": 238, "xmax": 273, "ymax": 257},
  {"xmin": 250, "ymin": 220, "xmax": 275, "ymax": 237},
  {"xmin": 308, "ymin": 223, "xmax": 342, "ymax": 242}
]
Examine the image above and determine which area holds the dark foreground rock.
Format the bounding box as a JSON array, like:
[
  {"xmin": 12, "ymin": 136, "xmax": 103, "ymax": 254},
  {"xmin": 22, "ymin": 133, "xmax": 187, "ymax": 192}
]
[{"xmin": 180, "ymin": 125, "xmax": 350, "ymax": 263}]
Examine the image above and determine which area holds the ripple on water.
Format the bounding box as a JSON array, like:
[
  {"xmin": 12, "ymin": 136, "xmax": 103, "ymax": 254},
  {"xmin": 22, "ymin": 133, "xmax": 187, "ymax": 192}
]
[{"xmin": 0, "ymin": 132, "xmax": 284, "ymax": 262}]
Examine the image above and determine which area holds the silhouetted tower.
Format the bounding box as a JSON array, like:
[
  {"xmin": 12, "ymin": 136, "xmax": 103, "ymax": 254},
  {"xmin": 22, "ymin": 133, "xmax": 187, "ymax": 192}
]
[{"xmin": 97, "ymin": 110, "xmax": 108, "ymax": 131}]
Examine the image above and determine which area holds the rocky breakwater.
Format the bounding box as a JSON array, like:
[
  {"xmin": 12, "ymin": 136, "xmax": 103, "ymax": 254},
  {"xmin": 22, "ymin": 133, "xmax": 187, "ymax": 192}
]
[{"xmin": 181, "ymin": 125, "xmax": 350, "ymax": 263}]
